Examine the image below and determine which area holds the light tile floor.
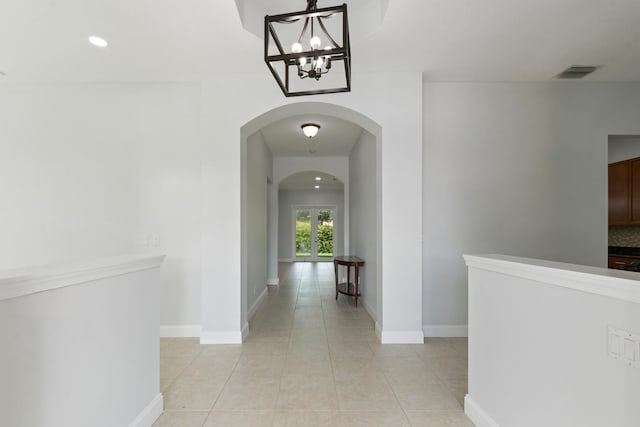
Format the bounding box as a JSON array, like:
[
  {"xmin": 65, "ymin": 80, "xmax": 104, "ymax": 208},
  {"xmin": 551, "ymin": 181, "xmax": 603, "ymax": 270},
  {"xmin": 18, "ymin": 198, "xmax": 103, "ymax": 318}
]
[{"xmin": 154, "ymin": 262, "xmax": 473, "ymax": 426}]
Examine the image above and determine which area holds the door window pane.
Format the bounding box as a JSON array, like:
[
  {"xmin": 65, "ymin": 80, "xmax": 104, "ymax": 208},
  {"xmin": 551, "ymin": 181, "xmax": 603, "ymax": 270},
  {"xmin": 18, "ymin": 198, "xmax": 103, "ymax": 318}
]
[
  {"xmin": 317, "ymin": 209, "xmax": 334, "ymax": 258},
  {"xmin": 295, "ymin": 209, "xmax": 311, "ymax": 257}
]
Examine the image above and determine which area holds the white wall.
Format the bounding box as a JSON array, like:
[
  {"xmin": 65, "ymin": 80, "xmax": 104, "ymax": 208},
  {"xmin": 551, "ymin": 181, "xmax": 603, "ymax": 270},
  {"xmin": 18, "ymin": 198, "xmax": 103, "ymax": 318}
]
[
  {"xmin": 609, "ymin": 135, "xmax": 640, "ymax": 163},
  {"xmin": 0, "ymin": 83, "xmax": 203, "ymax": 331},
  {"xmin": 0, "ymin": 85, "xmax": 138, "ymax": 269},
  {"xmin": 267, "ymin": 182, "xmax": 279, "ymax": 284},
  {"xmin": 2, "ymin": 72, "xmax": 424, "ymax": 343},
  {"xmin": 278, "ymin": 189, "xmax": 344, "ymax": 260},
  {"xmin": 202, "ymin": 75, "xmax": 423, "ymax": 343},
  {"xmin": 245, "ymin": 132, "xmax": 273, "ymax": 315},
  {"xmin": 274, "ymin": 156, "xmax": 350, "ymax": 186},
  {"xmin": 0, "ymin": 255, "xmax": 164, "ymax": 427},
  {"xmin": 349, "ymin": 130, "xmax": 379, "ymax": 321},
  {"xmin": 423, "ymin": 82, "xmax": 640, "ymax": 333},
  {"xmin": 464, "ymin": 255, "xmax": 640, "ymax": 427}
]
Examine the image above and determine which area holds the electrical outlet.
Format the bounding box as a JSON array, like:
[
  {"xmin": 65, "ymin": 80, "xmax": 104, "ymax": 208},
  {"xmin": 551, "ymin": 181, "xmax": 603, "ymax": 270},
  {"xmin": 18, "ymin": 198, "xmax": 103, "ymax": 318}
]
[{"xmin": 608, "ymin": 326, "xmax": 640, "ymax": 367}]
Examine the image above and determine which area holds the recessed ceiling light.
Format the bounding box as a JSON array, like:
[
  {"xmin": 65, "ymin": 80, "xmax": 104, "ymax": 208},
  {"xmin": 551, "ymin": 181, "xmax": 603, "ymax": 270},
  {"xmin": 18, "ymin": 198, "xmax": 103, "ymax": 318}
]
[
  {"xmin": 314, "ymin": 185, "xmax": 320, "ymax": 189},
  {"xmin": 88, "ymin": 36, "xmax": 108, "ymax": 47},
  {"xmin": 315, "ymin": 177, "xmax": 321, "ymax": 181}
]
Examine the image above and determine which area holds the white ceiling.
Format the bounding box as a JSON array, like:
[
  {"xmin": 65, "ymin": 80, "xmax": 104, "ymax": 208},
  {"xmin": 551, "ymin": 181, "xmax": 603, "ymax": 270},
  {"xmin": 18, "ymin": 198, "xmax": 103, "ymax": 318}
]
[
  {"xmin": 2, "ymin": 0, "xmax": 640, "ymax": 158},
  {"xmin": 260, "ymin": 114, "xmax": 363, "ymax": 157},
  {"xmin": 2, "ymin": 0, "xmax": 640, "ymax": 83},
  {"xmin": 279, "ymin": 170, "xmax": 344, "ymax": 191},
  {"xmin": 236, "ymin": 0, "xmax": 389, "ymax": 41}
]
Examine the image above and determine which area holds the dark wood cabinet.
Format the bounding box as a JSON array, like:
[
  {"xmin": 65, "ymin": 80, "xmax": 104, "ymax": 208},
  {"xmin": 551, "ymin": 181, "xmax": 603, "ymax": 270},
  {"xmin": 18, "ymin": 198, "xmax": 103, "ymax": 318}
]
[
  {"xmin": 609, "ymin": 256, "xmax": 631, "ymax": 269},
  {"xmin": 630, "ymin": 158, "xmax": 640, "ymax": 224},
  {"xmin": 608, "ymin": 256, "xmax": 640, "ymax": 271},
  {"xmin": 609, "ymin": 160, "xmax": 629, "ymax": 225},
  {"xmin": 608, "ymin": 157, "xmax": 640, "ymax": 225}
]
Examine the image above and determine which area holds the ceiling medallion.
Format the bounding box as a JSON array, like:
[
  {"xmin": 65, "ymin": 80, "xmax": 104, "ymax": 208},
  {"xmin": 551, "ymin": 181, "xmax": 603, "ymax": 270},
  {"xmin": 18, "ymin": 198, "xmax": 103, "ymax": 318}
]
[{"xmin": 265, "ymin": 0, "xmax": 351, "ymax": 97}]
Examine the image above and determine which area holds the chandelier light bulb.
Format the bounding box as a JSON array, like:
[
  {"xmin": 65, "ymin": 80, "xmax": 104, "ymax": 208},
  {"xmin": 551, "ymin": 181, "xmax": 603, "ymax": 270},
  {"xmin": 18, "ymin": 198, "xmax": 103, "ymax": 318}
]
[
  {"xmin": 292, "ymin": 42, "xmax": 302, "ymax": 53},
  {"xmin": 299, "ymin": 57, "xmax": 307, "ymax": 66},
  {"xmin": 310, "ymin": 36, "xmax": 321, "ymax": 50}
]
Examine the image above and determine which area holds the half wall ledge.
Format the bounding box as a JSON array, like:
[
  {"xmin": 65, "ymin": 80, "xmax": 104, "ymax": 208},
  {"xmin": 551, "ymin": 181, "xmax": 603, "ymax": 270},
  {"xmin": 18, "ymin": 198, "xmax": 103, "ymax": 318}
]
[
  {"xmin": 0, "ymin": 253, "xmax": 166, "ymax": 301},
  {"xmin": 463, "ymin": 254, "xmax": 640, "ymax": 304}
]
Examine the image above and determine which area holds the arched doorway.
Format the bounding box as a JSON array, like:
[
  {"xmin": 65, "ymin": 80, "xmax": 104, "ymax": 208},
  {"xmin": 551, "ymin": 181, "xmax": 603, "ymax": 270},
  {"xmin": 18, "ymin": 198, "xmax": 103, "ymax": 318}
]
[
  {"xmin": 279, "ymin": 171, "xmax": 344, "ymax": 262},
  {"xmin": 240, "ymin": 102, "xmax": 382, "ymax": 340}
]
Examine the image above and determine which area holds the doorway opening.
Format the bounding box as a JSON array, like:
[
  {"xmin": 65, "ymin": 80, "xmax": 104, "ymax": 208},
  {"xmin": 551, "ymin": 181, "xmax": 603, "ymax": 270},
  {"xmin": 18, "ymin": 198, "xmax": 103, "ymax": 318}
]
[
  {"xmin": 240, "ymin": 102, "xmax": 382, "ymax": 341},
  {"xmin": 294, "ymin": 206, "xmax": 336, "ymax": 261},
  {"xmin": 608, "ymin": 135, "xmax": 640, "ymax": 270}
]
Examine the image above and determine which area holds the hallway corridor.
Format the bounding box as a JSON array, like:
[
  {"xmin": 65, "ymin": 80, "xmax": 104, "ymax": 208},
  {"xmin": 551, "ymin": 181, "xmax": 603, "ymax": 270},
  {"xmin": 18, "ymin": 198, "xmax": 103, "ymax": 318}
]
[{"xmin": 155, "ymin": 262, "xmax": 472, "ymax": 426}]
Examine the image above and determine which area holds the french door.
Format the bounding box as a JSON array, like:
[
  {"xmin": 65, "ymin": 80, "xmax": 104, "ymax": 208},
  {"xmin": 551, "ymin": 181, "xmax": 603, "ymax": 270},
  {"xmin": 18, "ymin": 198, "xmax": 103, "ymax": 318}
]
[{"xmin": 294, "ymin": 206, "xmax": 336, "ymax": 261}]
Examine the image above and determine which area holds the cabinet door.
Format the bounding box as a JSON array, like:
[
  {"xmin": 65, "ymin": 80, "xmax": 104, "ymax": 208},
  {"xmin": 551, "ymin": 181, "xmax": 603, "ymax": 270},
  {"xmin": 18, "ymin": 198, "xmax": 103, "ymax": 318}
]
[
  {"xmin": 631, "ymin": 158, "xmax": 640, "ymax": 223},
  {"xmin": 608, "ymin": 256, "xmax": 637, "ymax": 269},
  {"xmin": 609, "ymin": 161, "xmax": 629, "ymax": 225}
]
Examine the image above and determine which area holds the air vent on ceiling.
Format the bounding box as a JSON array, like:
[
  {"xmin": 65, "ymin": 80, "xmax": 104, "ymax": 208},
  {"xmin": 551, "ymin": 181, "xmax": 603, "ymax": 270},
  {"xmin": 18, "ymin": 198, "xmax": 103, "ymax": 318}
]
[{"xmin": 556, "ymin": 65, "xmax": 600, "ymax": 79}]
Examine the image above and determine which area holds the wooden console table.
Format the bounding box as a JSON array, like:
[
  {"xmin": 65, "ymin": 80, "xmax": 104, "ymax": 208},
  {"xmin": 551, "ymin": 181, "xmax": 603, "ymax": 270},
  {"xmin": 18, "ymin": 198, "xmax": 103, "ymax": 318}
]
[{"xmin": 333, "ymin": 256, "xmax": 365, "ymax": 307}]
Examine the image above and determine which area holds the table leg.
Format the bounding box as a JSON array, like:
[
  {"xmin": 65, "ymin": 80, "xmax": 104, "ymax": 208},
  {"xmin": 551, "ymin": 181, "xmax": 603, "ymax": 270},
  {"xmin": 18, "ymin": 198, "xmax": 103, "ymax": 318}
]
[
  {"xmin": 334, "ymin": 260, "xmax": 338, "ymax": 300},
  {"xmin": 354, "ymin": 265, "xmax": 359, "ymax": 307},
  {"xmin": 347, "ymin": 265, "xmax": 351, "ymax": 301}
]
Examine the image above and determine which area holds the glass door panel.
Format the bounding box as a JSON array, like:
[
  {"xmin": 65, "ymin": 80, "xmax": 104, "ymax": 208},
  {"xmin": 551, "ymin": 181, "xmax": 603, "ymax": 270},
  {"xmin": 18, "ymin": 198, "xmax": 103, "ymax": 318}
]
[
  {"xmin": 295, "ymin": 208, "xmax": 312, "ymax": 258},
  {"xmin": 294, "ymin": 206, "xmax": 336, "ymax": 261},
  {"xmin": 316, "ymin": 209, "xmax": 334, "ymax": 258}
]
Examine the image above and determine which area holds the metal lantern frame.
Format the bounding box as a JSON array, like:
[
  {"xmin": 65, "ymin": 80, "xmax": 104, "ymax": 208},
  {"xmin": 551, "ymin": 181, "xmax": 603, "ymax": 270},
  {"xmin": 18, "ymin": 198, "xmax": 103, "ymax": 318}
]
[{"xmin": 264, "ymin": 2, "xmax": 351, "ymax": 97}]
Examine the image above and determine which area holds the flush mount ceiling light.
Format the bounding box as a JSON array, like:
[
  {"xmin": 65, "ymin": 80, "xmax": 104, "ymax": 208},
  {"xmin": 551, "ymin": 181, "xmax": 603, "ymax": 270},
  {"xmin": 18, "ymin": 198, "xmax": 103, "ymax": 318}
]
[
  {"xmin": 265, "ymin": 0, "xmax": 351, "ymax": 97},
  {"xmin": 301, "ymin": 123, "xmax": 320, "ymax": 138},
  {"xmin": 88, "ymin": 36, "xmax": 108, "ymax": 47}
]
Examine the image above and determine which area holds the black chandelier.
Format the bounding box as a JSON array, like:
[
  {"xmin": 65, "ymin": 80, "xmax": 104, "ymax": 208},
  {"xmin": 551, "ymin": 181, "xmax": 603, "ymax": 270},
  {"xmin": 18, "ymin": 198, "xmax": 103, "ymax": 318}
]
[{"xmin": 264, "ymin": 0, "xmax": 351, "ymax": 97}]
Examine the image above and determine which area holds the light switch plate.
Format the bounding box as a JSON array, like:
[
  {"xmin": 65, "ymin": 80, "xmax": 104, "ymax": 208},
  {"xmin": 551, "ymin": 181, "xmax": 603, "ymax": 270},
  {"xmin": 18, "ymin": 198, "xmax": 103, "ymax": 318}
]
[{"xmin": 608, "ymin": 326, "xmax": 640, "ymax": 367}]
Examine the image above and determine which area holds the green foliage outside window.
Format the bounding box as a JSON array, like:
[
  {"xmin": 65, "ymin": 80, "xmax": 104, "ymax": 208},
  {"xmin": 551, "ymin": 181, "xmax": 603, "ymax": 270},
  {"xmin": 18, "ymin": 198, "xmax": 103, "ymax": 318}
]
[
  {"xmin": 296, "ymin": 221, "xmax": 311, "ymax": 256},
  {"xmin": 295, "ymin": 221, "xmax": 333, "ymax": 257},
  {"xmin": 317, "ymin": 225, "xmax": 333, "ymax": 256}
]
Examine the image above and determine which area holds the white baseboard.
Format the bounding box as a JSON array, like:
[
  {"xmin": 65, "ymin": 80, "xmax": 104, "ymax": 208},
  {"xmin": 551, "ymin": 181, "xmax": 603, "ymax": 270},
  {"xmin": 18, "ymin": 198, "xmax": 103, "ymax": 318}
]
[
  {"xmin": 362, "ymin": 300, "xmax": 377, "ymax": 322},
  {"xmin": 160, "ymin": 324, "xmax": 201, "ymax": 338},
  {"xmin": 200, "ymin": 330, "xmax": 243, "ymax": 344},
  {"xmin": 423, "ymin": 324, "xmax": 468, "ymax": 337},
  {"xmin": 129, "ymin": 393, "xmax": 163, "ymax": 427},
  {"xmin": 248, "ymin": 287, "xmax": 268, "ymax": 320},
  {"xmin": 361, "ymin": 300, "xmax": 381, "ymax": 342},
  {"xmin": 267, "ymin": 277, "xmax": 279, "ymax": 286},
  {"xmin": 241, "ymin": 322, "xmax": 249, "ymax": 340},
  {"xmin": 380, "ymin": 329, "xmax": 424, "ymax": 344},
  {"xmin": 464, "ymin": 394, "xmax": 499, "ymax": 427},
  {"xmin": 375, "ymin": 322, "xmax": 382, "ymax": 342}
]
